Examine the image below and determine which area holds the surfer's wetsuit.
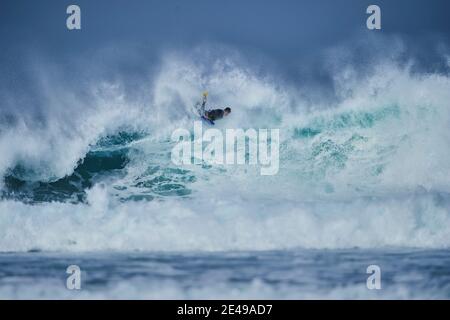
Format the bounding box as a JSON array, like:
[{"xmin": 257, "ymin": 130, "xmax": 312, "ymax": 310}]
[
  {"xmin": 205, "ymin": 109, "xmax": 225, "ymax": 121},
  {"xmin": 198, "ymin": 95, "xmax": 225, "ymax": 123}
]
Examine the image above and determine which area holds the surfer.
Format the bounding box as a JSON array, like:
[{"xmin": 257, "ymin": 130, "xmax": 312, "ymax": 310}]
[{"xmin": 198, "ymin": 92, "xmax": 231, "ymax": 125}]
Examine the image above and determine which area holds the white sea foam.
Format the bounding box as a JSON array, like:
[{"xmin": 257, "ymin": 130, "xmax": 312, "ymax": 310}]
[
  {"xmin": 0, "ymin": 189, "xmax": 449, "ymax": 252},
  {"xmin": 0, "ymin": 277, "xmax": 434, "ymax": 300}
]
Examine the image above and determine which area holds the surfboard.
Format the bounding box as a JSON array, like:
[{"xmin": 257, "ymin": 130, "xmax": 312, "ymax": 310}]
[{"xmin": 201, "ymin": 115, "xmax": 215, "ymax": 126}]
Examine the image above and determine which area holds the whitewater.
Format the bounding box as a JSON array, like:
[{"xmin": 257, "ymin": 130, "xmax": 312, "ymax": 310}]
[{"xmin": 1, "ymin": 47, "xmax": 450, "ymax": 299}]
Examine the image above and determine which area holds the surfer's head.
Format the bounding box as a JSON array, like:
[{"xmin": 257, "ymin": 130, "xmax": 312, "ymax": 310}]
[{"xmin": 224, "ymin": 107, "xmax": 231, "ymax": 116}]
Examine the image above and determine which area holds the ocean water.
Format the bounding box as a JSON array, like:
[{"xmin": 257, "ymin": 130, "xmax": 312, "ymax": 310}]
[
  {"xmin": 1, "ymin": 249, "xmax": 450, "ymax": 299},
  {"xmin": 1, "ymin": 43, "xmax": 450, "ymax": 299}
]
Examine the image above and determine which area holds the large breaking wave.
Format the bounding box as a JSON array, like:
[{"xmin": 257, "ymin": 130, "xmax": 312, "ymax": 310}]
[{"xmin": 1, "ymin": 44, "xmax": 450, "ymax": 252}]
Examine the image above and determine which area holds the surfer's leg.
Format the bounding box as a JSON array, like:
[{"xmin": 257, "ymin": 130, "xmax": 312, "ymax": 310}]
[
  {"xmin": 195, "ymin": 102, "xmax": 205, "ymax": 117},
  {"xmin": 200, "ymin": 97, "xmax": 207, "ymax": 115}
]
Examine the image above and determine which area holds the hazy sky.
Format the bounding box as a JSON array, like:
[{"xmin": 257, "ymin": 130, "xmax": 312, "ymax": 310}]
[
  {"xmin": 1, "ymin": 0, "xmax": 449, "ymax": 57},
  {"xmin": 1, "ymin": 0, "xmax": 449, "ymax": 100}
]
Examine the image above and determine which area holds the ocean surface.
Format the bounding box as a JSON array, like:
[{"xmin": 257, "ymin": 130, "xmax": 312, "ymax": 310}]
[{"xmin": 1, "ymin": 249, "xmax": 450, "ymax": 299}]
